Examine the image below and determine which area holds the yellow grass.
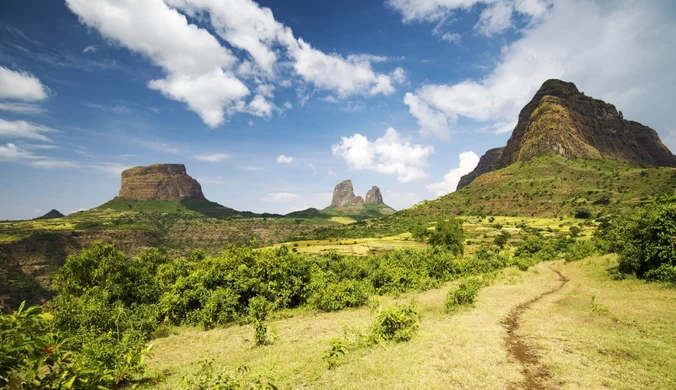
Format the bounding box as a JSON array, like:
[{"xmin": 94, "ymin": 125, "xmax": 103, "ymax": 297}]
[{"xmin": 145, "ymin": 257, "xmax": 676, "ymax": 389}]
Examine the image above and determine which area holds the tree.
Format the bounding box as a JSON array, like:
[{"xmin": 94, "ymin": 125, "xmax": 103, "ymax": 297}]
[
  {"xmin": 415, "ymin": 219, "xmax": 465, "ymax": 255},
  {"xmin": 494, "ymin": 231, "xmax": 512, "ymax": 249},
  {"xmin": 617, "ymin": 203, "xmax": 676, "ymax": 277}
]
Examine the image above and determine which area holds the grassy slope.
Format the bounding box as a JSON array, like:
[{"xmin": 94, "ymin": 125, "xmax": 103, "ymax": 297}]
[
  {"xmin": 145, "ymin": 256, "xmax": 676, "ymax": 389},
  {"xmin": 410, "ymin": 154, "xmax": 676, "ymax": 218},
  {"xmin": 322, "ymin": 203, "xmax": 396, "ymax": 219}
]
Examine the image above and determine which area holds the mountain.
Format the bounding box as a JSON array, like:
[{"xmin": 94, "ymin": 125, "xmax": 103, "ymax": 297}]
[
  {"xmin": 95, "ymin": 164, "xmax": 251, "ymax": 217},
  {"xmin": 323, "ymin": 180, "xmax": 395, "ymax": 218},
  {"xmin": 34, "ymin": 209, "xmax": 65, "ymax": 220},
  {"xmin": 458, "ymin": 79, "xmax": 676, "ymax": 190}
]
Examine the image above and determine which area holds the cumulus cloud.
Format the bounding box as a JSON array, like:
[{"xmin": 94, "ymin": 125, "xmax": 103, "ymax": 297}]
[
  {"xmin": 402, "ymin": 0, "xmax": 676, "ymax": 142},
  {"xmin": 66, "ymin": 0, "xmax": 406, "ymax": 126},
  {"xmin": 386, "ymin": 0, "xmax": 551, "ymax": 36},
  {"xmin": 261, "ymin": 192, "xmax": 299, "ymax": 202},
  {"xmin": 194, "ymin": 153, "xmax": 230, "ymax": 162},
  {"xmin": 331, "ymin": 127, "xmax": 434, "ymax": 183},
  {"xmin": 0, "ymin": 66, "xmax": 49, "ymax": 102},
  {"xmin": 403, "ymin": 92, "xmax": 451, "ymax": 141},
  {"xmin": 276, "ymin": 154, "xmax": 293, "ymax": 164},
  {"xmin": 83, "ymin": 45, "xmax": 98, "ymax": 53},
  {"xmin": 426, "ymin": 151, "xmax": 480, "ymax": 196},
  {"xmin": 0, "ymin": 119, "xmax": 57, "ymax": 142},
  {"xmin": 327, "ymin": 170, "xmax": 336, "ymax": 176}
]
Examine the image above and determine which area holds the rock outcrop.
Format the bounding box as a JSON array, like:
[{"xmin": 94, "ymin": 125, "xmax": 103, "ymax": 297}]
[
  {"xmin": 457, "ymin": 79, "xmax": 676, "ymax": 189},
  {"xmin": 116, "ymin": 164, "xmax": 206, "ymax": 201},
  {"xmin": 457, "ymin": 148, "xmax": 504, "ymax": 190},
  {"xmin": 365, "ymin": 186, "xmax": 384, "ymax": 204},
  {"xmin": 330, "ymin": 180, "xmax": 364, "ymax": 207}
]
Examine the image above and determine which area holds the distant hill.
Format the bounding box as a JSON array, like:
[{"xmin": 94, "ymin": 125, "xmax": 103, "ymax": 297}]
[
  {"xmin": 91, "ymin": 163, "xmax": 282, "ymax": 218},
  {"xmin": 458, "ymin": 79, "xmax": 676, "ymax": 190},
  {"xmin": 34, "ymin": 209, "xmax": 65, "ymax": 220},
  {"xmin": 323, "ymin": 180, "xmax": 395, "ymax": 218}
]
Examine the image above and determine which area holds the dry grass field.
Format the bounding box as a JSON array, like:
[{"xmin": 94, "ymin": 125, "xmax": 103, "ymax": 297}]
[{"xmin": 145, "ymin": 255, "xmax": 676, "ymax": 389}]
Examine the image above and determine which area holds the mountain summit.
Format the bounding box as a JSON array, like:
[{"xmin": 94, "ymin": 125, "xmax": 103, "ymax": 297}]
[
  {"xmin": 458, "ymin": 79, "xmax": 676, "ymax": 190},
  {"xmin": 326, "ymin": 180, "xmax": 394, "ymax": 217},
  {"xmin": 116, "ymin": 164, "xmax": 206, "ymax": 201}
]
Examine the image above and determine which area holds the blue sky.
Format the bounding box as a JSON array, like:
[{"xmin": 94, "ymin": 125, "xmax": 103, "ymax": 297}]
[{"xmin": 1, "ymin": 0, "xmax": 675, "ymax": 219}]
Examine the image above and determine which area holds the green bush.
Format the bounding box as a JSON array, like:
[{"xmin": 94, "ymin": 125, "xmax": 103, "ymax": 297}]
[
  {"xmin": 445, "ymin": 277, "xmax": 483, "ymax": 312},
  {"xmin": 616, "ymin": 203, "xmax": 676, "ymax": 277},
  {"xmin": 413, "ymin": 218, "xmax": 465, "ymax": 255},
  {"xmin": 369, "ymin": 304, "xmax": 420, "ymax": 343},
  {"xmin": 0, "ymin": 302, "xmax": 151, "ymax": 389},
  {"xmin": 645, "ymin": 264, "xmax": 676, "ymax": 285},
  {"xmin": 309, "ymin": 279, "xmax": 368, "ymax": 312},
  {"xmin": 565, "ymin": 239, "xmax": 598, "ymax": 262}
]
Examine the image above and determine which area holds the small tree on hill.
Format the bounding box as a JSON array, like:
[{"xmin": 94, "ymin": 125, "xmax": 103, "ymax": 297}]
[{"xmin": 413, "ymin": 218, "xmax": 465, "ymax": 255}]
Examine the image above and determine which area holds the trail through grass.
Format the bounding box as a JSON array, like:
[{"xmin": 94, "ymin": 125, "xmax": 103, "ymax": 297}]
[{"xmin": 146, "ymin": 256, "xmax": 676, "ymax": 389}]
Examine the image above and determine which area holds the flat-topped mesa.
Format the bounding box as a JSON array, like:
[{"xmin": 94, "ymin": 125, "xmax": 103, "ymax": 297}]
[
  {"xmin": 365, "ymin": 185, "xmax": 384, "ymax": 204},
  {"xmin": 330, "ymin": 180, "xmax": 364, "ymax": 206},
  {"xmin": 116, "ymin": 164, "xmax": 206, "ymax": 201}
]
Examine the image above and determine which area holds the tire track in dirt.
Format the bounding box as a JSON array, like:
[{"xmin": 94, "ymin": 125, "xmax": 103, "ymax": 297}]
[{"xmin": 504, "ymin": 265, "xmax": 569, "ymax": 390}]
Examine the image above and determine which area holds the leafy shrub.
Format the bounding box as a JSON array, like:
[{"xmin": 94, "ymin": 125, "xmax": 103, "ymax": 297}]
[
  {"xmin": 180, "ymin": 360, "xmax": 277, "ymax": 390},
  {"xmin": 493, "ymin": 231, "xmax": 511, "ymax": 249},
  {"xmin": 0, "ymin": 302, "xmax": 151, "ymax": 389},
  {"xmin": 616, "ymin": 203, "xmax": 676, "ymax": 277},
  {"xmin": 445, "ymin": 277, "xmax": 483, "ymax": 312},
  {"xmin": 369, "ymin": 304, "xmax": 420, "ymax": 343},
  {"xmin": 413, "ymin": 218, "xmax": 465, "ymax": 255},
  {"xmin": 309, "ymin": 279, "xmax": 368, "ymax": 312},
  {"xmin": 565, "ymin": 239, "xmax": 598, "ymax": 262},
  {"xmin": 323, "ymin": 338, "xmax": 347, "ymax": 369},
  {"xmin": 645, "ymin": 264, "xmax": 676, "ymax": 285}
]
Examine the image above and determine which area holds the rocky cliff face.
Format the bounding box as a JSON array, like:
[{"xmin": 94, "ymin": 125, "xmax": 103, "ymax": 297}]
[
  {"xmin": 330, "ymin": 180, "xmax": 365, "ymax": 207},
  {"xmin": 457, "ymin": 79, "xmax": 676, "ymax": 189},
  {"xmin": 365, "ymin": 186, "xmax": 384, "ymax": 204},
  {"xmin": 116, "ymin": 164, "xmax": 206, "ymax": 201},
  {"xmin": 457, "ymin": 148, "xmax": 504, "ymax": 190}
]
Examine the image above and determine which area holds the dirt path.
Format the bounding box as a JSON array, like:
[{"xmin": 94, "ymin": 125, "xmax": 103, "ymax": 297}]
[{"xmin": 504, "ymin": 264, "xmax": 569, "ymax": 390}]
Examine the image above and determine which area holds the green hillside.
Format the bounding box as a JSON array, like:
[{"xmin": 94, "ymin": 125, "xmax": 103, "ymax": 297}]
[
  {"xmin": 322, "ymin": 203, "xmax": 396, "ymax": 219},
  {"xmin": 411, "ymin": 153, "xmax": 676, "ymax": 218}
]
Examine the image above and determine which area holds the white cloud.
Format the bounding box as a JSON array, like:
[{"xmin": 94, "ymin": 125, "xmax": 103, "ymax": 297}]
[
  {"xmin": 402, "ymin": 1, "xmax": 676, "ymax": 143},
  {"xmin": 67, "ymin": 0, "xmax": 404, "ymax": 126},
  {"xmin": 167, "ymin": 0, "xmax": 406, "ymax": 97},
  {"xmin": 0, "ymin": 119, "xmax": 57, "ymax": 142},
  {"xmin": 241, "ymin": 165, "xmax": 265, "ymax": 172},
  {"xmin": 0, "ymin": 103, "xmax": 46, "ymax": 115},
  {"xmin": 194, "ymin": 153, "xmax": 230, "ymax": 162},
  {"xmin": 0, "ymin": 66, "xmax": 49, "ymax": 102},
  {"xmin": 66, "ymin": 0, "xmax": 248, "ymax": 128},
  {"xmin": 403, "ymin": 92, "xmax": 451, "ymax": 141},
  {"xmin": 261, "ymin": 192, "xmax": 299, "ymax": 202},
  {"xmin": 386, "ymin": 0, "xmax": 551, "ymax": 36},
  {"xmin": 83, "ymin": 45, "xmax": 98, "ymax": 53},
  {"xmin": 426, "ymin": 151, "xmax": 480, "ymax": 196},
  {"xmin": 276, "ymin": 154, "xmax": 293, "ymax": 164},
  {"xmin": 331, "ymin": 127, "xmax": 435, "ymax": 183},
  {"xmin": 308, "ymin": 163, "xmax": 316, "ymax": 176},
  {"xmin": 91, "ymin": 163, "xmax": 130, "ymax": 176},
  {"xmin": 0, "ymin": 143, "xmax": 78, "ymax": 169},
  {"xmin": 439, "ymin": 32, "xmax": 461, "ymax": 44},
  {"xmin": 327, "ymin": 169, "xmax": 336, "ymax": 176},
  {"xmin": 283, "ymin": 101, "xmax": 292, "ymax": 110}
]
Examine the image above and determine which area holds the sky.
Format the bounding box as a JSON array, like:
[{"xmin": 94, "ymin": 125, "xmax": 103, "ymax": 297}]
[{"xmin": 1, "ymin": 0, "xmax": 675, "ymax": 220}]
